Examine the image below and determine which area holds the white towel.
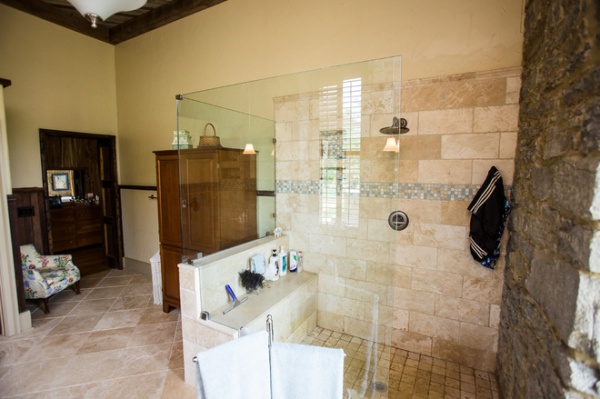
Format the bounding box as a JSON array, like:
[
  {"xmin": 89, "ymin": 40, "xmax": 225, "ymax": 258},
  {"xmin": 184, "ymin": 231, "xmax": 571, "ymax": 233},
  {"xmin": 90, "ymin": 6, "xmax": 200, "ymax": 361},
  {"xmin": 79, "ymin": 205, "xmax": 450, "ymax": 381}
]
[
  {"xmin": 271, "ymin": 342, "xmax": 345, "ymax": 399},
  {"xmin": 195, "ymin": 331, "xmax": 270, "ymax": 399}
]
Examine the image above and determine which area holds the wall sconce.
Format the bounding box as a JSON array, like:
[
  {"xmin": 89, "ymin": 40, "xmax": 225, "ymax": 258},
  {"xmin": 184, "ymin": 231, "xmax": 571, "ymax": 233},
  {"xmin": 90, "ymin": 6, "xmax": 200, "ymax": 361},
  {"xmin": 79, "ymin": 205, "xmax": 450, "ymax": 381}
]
[
  {"xmin": 380, "ymin": 117, "xmax": 409, "ymax": 152},
  {"xmin": 67, "ymin": 0, "xmax": 147, "ymax": 28},
  {"xmin": 243, "ymin": 143, "xmax": 256, "ymax": 155}
]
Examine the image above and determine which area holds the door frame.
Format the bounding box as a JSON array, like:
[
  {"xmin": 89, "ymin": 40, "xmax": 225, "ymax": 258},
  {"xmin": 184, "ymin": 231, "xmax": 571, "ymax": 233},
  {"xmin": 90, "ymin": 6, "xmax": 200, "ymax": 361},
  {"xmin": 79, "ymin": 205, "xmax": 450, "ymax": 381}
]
[{"xmin": 39, "ymin": 129, "xmax": 124, "ymax": 269}]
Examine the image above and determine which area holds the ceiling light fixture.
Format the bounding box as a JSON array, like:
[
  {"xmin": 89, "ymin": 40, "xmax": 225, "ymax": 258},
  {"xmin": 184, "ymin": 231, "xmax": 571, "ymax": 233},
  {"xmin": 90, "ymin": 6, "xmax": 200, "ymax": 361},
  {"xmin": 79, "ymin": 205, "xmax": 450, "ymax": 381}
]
[{"xmin": 67, "ymin": 0, "xmax": 147, "ymax": 28}]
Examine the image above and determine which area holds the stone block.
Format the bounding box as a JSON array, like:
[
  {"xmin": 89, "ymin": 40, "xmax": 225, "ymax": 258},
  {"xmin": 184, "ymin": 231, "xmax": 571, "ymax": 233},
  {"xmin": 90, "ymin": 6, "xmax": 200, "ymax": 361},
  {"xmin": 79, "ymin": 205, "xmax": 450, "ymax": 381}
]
[
  {"xmin": 441, "ymin": 133, "xmax": 500, "ymax": 160},
  {"xmin": 413, "ymin": 223, "xmax": 467, "ymax": 251},
  {"xmin": 418, "ymin": 108, "xmax": 474, "ymax": 135},
  {"xmin": 392, "ymin": 287, "xmax": 435, "ymax": 314},
  {"xmin": 394, "ymin": 244, "xmax": 438, "ymax": 269},
  {"xmin": 499, "ymin": 132, "xmax": 518, "ymax": 159},
  {"xmin": 473, "ymin": 105, "xmax": 520, "ymax": 133},
  {"xmin": 409, "ymin": 311, "xmax": 460, "ymax": 341},
  {"xmin": 398, "ymin": 135, "xmax": 441, "ymax": 160},
  {"xmin": 440, "ymin": 201, "xmax": 470, "ymax": 227},
  {"xmin": 392, "ymin": 329, "xmax": 432, "ymax": 355},
  {"xmin": 435, "ymin": 296, "xmax": 490, "ymax": 326},
  {"xmin": 472, "ymin": 159, "xmax": 515, "ymax": 186},
  {"xmin": 418, "ymin": 160, "xmax": 472, "ymax": 184},
  {"xmin": 459, "ymin": 322, "xmax": 499, "ymax": 352},
  {"xmin": 411, "ymin": 269, "xmax": 463, "ymax": 297},
  {"xmin": 462, "ymin": 277, "xmax": 504, "ymax": 305},
  {"xmin": 525, "ymin": 253, "xmax": 580, "ymax": 342},
  {"xmin": 346, "ymin": 238, "xmax": 390, "ymax": 263}
]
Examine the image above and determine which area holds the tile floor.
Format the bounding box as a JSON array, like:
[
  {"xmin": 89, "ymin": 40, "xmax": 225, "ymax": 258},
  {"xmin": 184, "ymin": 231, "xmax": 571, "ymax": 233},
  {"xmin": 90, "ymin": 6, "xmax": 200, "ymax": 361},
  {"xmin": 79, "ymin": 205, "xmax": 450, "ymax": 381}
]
[
  {"xmin": 303, "ymin": 328, "xmax": 500, "ymax": 399},
  {"xmin": 0, "ymin": 268, "xmax": 500, "ymax": 399},
  {"xmin": 0, "ymin": 268, "xmax": 195, "ymax": 399}
]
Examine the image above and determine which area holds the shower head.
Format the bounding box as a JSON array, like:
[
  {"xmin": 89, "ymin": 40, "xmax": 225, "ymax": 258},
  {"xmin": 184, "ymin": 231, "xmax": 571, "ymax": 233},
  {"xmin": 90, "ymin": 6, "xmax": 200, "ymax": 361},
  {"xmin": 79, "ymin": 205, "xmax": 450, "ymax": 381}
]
[{"xmin": 379, "ymin": 117, "xmax": 410, "ymax": 135}]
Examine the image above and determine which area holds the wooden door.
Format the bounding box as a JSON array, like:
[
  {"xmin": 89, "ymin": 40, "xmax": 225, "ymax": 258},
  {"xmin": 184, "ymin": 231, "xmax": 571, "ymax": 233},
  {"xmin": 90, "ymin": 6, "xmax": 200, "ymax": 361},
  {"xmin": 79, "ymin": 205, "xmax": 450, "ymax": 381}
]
[
  {"xmin": 98, "ymin": 137, "xmax": 122, "ymax": 268},
  {"xmin": 180, "ymin": 150, "xmax": 219, "ymax": 254},
  {"xmin": 155, "ymin": 153, "xmax": 181, "ymax": 247}
]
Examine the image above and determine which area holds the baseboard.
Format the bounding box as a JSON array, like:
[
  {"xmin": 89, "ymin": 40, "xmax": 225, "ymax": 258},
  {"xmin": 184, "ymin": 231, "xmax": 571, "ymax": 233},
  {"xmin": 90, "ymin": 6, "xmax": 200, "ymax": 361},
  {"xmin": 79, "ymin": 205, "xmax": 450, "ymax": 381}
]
[
  {"xmin": 123, "ymin": 257, "xmax": 152, "ymax": 278},
  {"xmin": 19, "ymin": 310, "xmax": 31, "ymax": 332}
]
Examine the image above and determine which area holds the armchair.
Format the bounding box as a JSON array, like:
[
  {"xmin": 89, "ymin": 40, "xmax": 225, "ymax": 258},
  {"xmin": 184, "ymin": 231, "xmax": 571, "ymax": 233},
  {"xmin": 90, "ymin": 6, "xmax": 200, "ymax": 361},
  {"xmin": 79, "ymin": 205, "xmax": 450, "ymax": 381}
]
[{"xmin": 20, "ymin": 244, "xmax": 81, "ymax": 313}]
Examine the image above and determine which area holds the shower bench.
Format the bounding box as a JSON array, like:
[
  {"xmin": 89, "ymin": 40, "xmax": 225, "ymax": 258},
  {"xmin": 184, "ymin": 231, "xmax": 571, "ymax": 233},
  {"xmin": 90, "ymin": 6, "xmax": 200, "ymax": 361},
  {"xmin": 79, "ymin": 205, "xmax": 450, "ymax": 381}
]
[{"xmin": 179, "ymin": 235, "xmax": 318, "ymax": 388}]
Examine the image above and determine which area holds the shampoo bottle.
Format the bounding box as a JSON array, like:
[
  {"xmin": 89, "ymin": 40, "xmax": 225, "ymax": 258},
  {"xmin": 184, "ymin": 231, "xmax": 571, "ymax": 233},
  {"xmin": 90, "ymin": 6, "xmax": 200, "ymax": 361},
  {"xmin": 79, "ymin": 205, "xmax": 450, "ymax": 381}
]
[
  {"xmin": 289, "ymin": 250, "xmax": 298, "ymax": 272},
  {"xmin": 279, "ymin": 246, "xmax": 288, "ymax": 276},
  {"xmin": 267, "ymin": 249, "xmax": 279, "ymax": 281}
]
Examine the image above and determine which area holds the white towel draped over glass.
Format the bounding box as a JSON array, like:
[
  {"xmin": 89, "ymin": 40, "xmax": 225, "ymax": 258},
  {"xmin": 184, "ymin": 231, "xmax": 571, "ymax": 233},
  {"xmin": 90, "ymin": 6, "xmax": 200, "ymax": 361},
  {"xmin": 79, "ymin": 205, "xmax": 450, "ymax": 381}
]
[{"xmin": 195, "ymin": 330, "xmax": 345, "ymax": 399}]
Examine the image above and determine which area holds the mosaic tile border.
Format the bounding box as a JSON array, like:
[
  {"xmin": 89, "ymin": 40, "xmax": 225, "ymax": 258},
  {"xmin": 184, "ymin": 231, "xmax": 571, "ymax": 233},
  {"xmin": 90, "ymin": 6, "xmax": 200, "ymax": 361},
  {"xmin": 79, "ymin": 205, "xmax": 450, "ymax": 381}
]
[{"xmin": 276, "ymin": 180, "xmax": 511, "ymax": 201}]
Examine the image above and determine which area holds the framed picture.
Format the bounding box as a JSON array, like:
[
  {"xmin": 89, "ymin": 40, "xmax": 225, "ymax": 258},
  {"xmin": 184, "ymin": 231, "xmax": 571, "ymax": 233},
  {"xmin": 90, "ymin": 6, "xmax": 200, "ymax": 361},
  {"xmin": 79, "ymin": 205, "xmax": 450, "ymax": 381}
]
[{"xmin": 47, "ymin": 169, "xmax": 74, "ymax": 197}]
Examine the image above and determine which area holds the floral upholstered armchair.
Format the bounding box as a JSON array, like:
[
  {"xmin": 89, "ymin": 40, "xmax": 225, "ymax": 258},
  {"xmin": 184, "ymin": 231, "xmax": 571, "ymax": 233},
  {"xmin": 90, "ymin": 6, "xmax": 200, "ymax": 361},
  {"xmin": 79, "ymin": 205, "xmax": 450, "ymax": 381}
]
[{"xmin": 20, "ymin": 244, "xmax": 81, "ymax": 313}]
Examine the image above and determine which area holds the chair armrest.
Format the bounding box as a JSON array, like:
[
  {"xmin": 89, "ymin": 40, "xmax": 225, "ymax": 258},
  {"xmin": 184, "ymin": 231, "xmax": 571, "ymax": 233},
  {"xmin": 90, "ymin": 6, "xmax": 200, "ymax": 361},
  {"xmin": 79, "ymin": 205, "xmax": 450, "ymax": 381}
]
[{"xmin": 22, "ymin": 268, "xmax": 51, "ymax": 298}]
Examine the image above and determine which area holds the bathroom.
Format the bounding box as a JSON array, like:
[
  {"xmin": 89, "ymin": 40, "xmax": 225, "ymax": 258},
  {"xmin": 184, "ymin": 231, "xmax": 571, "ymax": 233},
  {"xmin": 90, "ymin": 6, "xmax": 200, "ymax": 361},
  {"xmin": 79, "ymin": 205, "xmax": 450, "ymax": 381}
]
[{"xmin": 1, "ymin": 0, "xmax": 598, "ymax": 397}]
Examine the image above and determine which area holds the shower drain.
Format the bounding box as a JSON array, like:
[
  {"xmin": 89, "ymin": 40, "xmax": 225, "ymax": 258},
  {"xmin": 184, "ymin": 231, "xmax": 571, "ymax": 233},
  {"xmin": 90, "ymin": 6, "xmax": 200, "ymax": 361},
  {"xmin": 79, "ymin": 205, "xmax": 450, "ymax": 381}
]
[{"xmin": 371, "ymin": 381, "xmax": 388, "ymax": 393}]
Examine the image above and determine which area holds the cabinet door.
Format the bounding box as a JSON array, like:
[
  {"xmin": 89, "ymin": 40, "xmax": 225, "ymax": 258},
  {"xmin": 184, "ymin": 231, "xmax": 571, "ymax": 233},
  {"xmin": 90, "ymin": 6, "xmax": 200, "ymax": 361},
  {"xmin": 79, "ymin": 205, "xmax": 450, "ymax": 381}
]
[
  {"xmin": 160, "ymin": 244, "xmax": 182, "ymax": 312},
  {"xmin": 156, "ymin": 154, "xmax": 182, "ymax": 247},
  {"xmin": 179, "ymin": 151, "xmax": 219, "ymax": 254}
]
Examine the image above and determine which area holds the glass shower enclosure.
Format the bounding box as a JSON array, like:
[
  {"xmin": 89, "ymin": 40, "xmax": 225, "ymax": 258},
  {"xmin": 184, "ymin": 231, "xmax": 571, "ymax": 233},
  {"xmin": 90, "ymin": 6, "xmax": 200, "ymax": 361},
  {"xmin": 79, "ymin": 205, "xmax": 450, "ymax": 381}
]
[{"xmin": 176, "ymin": 56, "xmax": 402, "ymax": 398}]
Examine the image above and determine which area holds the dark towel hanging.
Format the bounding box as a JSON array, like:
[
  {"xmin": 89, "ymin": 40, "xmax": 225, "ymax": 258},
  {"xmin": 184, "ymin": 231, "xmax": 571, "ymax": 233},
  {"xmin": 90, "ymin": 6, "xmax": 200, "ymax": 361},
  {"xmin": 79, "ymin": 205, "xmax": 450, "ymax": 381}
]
[{"xmin": 467, "ymin": 166, "xmax": 511, "ymax": 269}]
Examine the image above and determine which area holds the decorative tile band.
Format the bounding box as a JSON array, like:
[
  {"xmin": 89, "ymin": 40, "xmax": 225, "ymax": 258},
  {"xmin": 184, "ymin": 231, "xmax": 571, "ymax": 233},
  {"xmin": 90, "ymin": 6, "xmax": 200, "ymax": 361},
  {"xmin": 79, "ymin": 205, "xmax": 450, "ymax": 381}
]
[{"xmin": 276, "ymin": 180, "xmax": 511, "ymax": 202}]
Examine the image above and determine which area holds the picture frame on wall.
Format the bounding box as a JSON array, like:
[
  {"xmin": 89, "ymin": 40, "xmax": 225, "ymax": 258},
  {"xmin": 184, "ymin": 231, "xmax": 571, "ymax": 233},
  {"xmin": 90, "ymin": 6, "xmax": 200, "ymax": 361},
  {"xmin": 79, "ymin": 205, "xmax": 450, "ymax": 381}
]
[{"xmin": 46, "ymin": 169, "xmax": 74, "ymax": 197}]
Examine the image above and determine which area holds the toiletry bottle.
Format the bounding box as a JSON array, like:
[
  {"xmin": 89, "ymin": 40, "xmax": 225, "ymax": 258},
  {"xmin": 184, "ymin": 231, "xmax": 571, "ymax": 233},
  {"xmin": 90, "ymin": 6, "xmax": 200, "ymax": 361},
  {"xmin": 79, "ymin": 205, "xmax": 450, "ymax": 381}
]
[
  {"xmin": 297, "ymin": 251, "xmax": 303, "ymax": 273},
  {"xmin": 268, "ymin": 249, "xmax": 279, "ymax": 280},
  {"xmin": 289, "ymin": 250, "xmax": 298, "ymax": 272},
  {"xmin": 279, "ymin": 246, "xmax": 288, "ymax": 276}
]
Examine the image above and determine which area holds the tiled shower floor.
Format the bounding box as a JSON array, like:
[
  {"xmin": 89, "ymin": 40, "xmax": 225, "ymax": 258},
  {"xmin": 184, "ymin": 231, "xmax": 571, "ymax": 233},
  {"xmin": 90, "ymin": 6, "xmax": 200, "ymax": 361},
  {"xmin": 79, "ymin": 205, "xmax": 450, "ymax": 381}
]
[
  {"xmin": 0, "ymin": 268, "xmax": 499, "ymax": 399},
  {"xmin": 302, "ymin": 327, "xmax": 500, "ymax": 399}
]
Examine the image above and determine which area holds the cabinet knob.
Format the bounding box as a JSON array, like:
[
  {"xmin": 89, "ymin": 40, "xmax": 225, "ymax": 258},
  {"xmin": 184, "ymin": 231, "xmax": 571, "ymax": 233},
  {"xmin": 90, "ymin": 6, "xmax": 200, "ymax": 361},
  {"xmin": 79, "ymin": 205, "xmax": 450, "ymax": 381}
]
[{"xmin": 181, "ymin": 199, "xmax": 187, "ymax": 208}]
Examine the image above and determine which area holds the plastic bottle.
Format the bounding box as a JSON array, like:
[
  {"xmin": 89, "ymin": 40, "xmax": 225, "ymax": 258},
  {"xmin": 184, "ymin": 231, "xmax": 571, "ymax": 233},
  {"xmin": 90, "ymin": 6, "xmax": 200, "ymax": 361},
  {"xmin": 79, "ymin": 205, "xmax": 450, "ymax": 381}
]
[
  {"xmin": 266, "ymin": 249, "xmax": 279, "ymax": 281},
  {"xmin": 279, "ymin": 246, "xmax": 288, "ymax": 276},
  {"xmin": 297, "ymin": 251, "xmax": 303, "ymax": 273},
  {"xmin": 289, "ymin": 250, "xmax": 298, "ymax": 272}
]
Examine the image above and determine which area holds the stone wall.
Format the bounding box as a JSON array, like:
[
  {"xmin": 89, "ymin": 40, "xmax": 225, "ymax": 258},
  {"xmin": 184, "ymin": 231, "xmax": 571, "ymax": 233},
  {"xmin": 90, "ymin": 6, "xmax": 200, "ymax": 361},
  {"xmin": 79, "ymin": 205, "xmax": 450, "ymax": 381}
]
[{"xmin": 496, "ymin": 0, "xmax": 600, "ymax": 397}]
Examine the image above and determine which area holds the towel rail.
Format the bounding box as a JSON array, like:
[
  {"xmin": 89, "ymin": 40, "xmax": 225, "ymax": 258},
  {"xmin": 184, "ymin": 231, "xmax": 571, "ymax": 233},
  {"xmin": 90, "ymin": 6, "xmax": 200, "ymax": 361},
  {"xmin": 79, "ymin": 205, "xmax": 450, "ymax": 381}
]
[{"xmin": 192, "ymin": 314, "xmax": 275, "ymax": 364}]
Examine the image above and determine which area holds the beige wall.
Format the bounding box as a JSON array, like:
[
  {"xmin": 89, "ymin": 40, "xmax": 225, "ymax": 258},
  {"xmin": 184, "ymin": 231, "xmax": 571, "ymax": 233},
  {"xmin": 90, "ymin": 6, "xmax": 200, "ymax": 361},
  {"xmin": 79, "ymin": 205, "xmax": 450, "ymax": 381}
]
[
  {"xmin": 0, "ymin": 5, "xmax": 118, "ymax": 188},
  {"xmin": 115, "ymin": 0, "xmax": 524, "ymax": 186}
]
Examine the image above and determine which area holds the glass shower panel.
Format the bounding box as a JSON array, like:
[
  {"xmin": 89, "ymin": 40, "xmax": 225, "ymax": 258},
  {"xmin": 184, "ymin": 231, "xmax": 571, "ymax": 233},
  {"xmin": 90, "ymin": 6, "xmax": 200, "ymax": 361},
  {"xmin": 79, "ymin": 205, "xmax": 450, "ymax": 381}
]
[
  {"xmin": 176, "ymin": 98, "xmax": 276, "ymax": 261},
  {"xmin": 178, "ymin": 56, "xmax": 401, "ymax": 399}
]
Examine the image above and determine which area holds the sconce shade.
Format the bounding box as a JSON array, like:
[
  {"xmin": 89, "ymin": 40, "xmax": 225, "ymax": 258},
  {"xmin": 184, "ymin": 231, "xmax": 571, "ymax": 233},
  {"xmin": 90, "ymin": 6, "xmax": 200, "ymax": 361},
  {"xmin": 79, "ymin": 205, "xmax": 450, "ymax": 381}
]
[
  {"xmin": 67, "ymin": 0, "xmax": 147, "ymax": 27},
  {"xmin": 383, "ymin": 137, "xmax": 399, "ymax": 152},
  {"xmin": 243, "ymin": 143, "xmax": 256, "ymax": 155}
]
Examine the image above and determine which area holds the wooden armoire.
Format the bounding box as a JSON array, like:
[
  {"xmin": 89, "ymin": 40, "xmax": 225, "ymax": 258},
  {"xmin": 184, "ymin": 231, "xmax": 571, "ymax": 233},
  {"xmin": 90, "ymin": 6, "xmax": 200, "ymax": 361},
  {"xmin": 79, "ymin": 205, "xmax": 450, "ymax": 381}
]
[{"xmin": 154, "ymin": 147, "xmax": 257, "ymax": 312}]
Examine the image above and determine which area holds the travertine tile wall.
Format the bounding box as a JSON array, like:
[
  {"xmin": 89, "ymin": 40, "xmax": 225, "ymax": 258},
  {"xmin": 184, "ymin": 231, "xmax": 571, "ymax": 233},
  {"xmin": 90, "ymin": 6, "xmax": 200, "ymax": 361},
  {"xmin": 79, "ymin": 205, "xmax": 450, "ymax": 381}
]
[{"xmin": 275, "ymin": 67, "xmax": 521, "ymax": 372}]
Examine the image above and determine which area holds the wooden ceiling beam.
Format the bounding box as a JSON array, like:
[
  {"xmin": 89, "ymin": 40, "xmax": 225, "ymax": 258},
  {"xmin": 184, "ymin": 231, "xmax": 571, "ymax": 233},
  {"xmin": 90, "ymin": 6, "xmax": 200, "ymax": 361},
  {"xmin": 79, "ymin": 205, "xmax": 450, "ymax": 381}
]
[
  {"xmin": 109, "ymin": 0, "xmax": 228, "ymax": 45},
  {"xmin": 0, "ymin": 0, "xmax": 110, "ymax": 43}
]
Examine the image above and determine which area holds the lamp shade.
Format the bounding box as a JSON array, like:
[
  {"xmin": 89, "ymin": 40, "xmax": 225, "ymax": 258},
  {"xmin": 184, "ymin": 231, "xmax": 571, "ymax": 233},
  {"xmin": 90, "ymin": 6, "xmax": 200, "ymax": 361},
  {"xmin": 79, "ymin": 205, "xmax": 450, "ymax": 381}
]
[
  {"xmin": 383, "ymin": 137, "xmax": 399, "ymax": 152},
  {"xmin": 243, "ymin": 143, "xmax": 256, "ymax": 155},
  {"xmin": 67, "ymin": 0, "xmax": 147, "ymax": 22}
]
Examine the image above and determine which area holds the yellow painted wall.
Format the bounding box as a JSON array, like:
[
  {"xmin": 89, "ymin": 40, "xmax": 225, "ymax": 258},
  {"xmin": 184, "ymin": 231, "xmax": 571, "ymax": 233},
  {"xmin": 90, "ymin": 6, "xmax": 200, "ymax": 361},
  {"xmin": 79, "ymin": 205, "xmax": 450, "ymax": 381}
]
[
  {"xmin": 0, "ymin": 4, "xmax": 118, "ymax": 188},
  {"xmin": 0, "ymin": 0, "xmax": 523, "ymax": 265},
  {"xmin": 115, "ymin": 0, "xmax": 524, "ymax": 185}
]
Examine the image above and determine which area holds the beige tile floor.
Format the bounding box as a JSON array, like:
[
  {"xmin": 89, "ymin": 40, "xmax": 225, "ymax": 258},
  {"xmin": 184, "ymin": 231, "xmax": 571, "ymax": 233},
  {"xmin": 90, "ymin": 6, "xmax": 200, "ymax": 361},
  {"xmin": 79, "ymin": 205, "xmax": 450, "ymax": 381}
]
[
  {"xmin": 1, "ymin": 268, "xmax": 500, "ymax": 399},
  {"xmin": 0, "ymin": 268, "xmax": 195, "ymax": 399},
  {"xmin": 303, "ymin": 328, "xmax": 500, "ymax": 399}
]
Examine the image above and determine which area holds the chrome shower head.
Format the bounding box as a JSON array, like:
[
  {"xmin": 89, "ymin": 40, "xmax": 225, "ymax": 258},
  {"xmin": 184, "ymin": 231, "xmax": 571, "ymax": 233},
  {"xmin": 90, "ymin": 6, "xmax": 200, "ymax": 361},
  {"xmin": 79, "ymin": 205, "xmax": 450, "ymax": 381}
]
[{"xmin": 379, "ymin": 117, "xmax": 410, "ymax": 135}]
